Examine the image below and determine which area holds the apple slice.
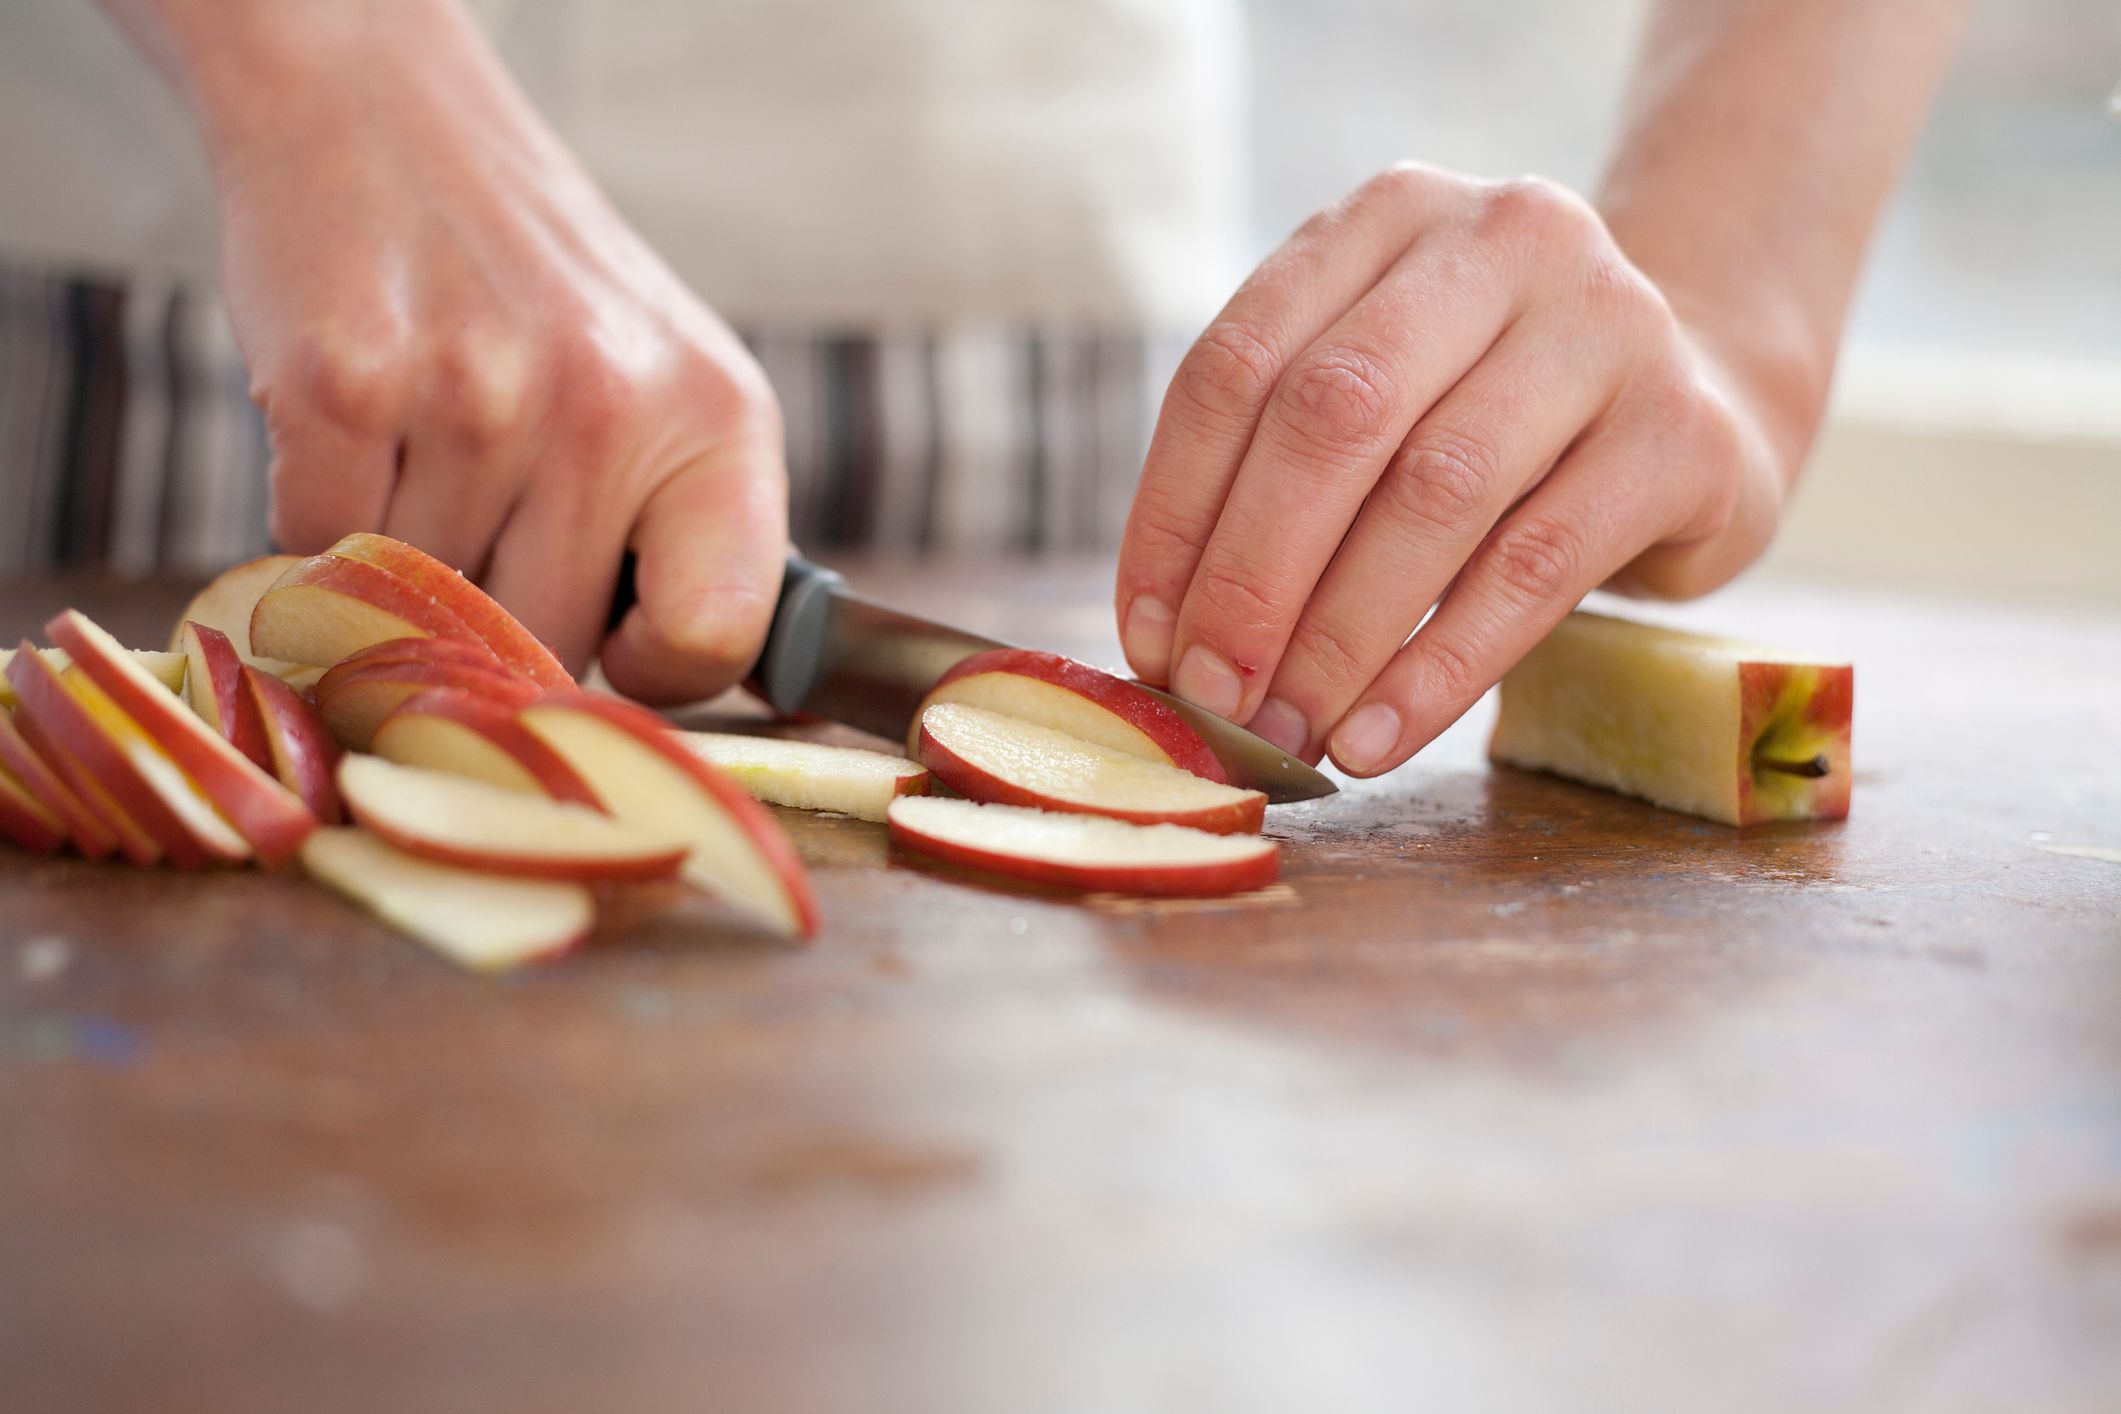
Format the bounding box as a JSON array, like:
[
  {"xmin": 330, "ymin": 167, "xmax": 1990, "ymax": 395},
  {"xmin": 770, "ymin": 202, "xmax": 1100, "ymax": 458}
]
[
  {"xmin": 0, "ymin": 708, "xmax": 115, "ymax": 857},
  {"xmin": 243, "ymin": 665, "xmax": 344, "ymax": 823},
  {"xmin": 677, "ymin": 732, "xmax": 928, "ymax": 823},
  {"xmin": 888, "ymin": 796, "xmax": 1280, "ymax": 897},
  {"xmin": 372, "ymin": 689, "xmax": 599, "ymax": 805},
  {"xmin": 47, "ymin": 610, "xmax": 314, "ymax": 861},
  {"xmin": 315, "ymin": 659, "xmax": 544, "ymax": 752},
  {"xmin": 518, "ymin": 693, "xmax": 820, "ymax": 938},
  {"xmin": 324, "ymin": 533, "xmax": 574, "ymax": 689},
  {"xmin": 301, "ymin": 827, "xmax": 594, "ymax": 972},
  {"xmin": 5, "ymin": 702, "xmax": 150, "ymax": 863},
  {"xmin": 912, "ymin": 648, "xmax": 1227, "ymax": 782},
  {"xmin": 338, "ymin": 753, "xmax": 686, "ymax": 881},
  {"xmin": 916, "ymin": 702, "xmax": 1265, "ymax": 835},
  {"xmin": 248, "ymin": 553, "xmax": 506, "ymax": 670},
  {"xmin": 170, "ymin": 554, "xmax": 300, "ymax": 652},
  {"xmin": 332, "ymin": 634, "xmax": 521, "ymax": 676},
  {"xmin": 1489, "ymin": 610, "xmax": 1854, "ymax": 827},
  {"xmin": 0, "ymin": 750, "xmax": 67, "ymax": 854},
  {"xmin": 0, "ymin": 647, "xmax": 185, "ymax": 710},
  {"xmin": 179, "ymin": 622, "xmax": 272, "ymax": 770}
]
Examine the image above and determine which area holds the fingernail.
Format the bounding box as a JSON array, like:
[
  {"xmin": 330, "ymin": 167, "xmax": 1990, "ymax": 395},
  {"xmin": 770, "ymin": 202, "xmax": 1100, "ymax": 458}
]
[
  {"xmin": 1172, "ymin": 643, "xmax": 1244, "ymax": 718},
  {"xmin": 1249, "ymin": 696, "xmax": 1309, "ymax": 756},
  {"xmin": 1121, "ymin": 596, "xmax": 1176, "ymax": 679},
  {"xmin": 1330, "ymin": 702, "xmax": 1402, "ymax": 774}
]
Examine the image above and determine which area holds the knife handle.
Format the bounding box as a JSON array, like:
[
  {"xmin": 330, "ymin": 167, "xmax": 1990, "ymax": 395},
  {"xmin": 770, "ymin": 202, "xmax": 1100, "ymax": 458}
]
[{"xmin": 605, "ymin": 551, "xmax": 843, "ymax": 712}]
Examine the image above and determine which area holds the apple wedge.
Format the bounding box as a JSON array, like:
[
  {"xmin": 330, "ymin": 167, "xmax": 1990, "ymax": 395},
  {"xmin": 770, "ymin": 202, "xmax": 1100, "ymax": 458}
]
[
  {"xmin": 372, "ymin": 689, "xmax": 599, "ymax": 805},
  {"xmin": 179, "ymin": 622, "xmax": 272, "ymax": 770},
  {"xmin": 244, "ymin": 665, "xmax": 344, "ymax": 823},
  {"xmin": 170, "ymin": 553, "xmax": 300, "ymax": 653},
  {"xmin": 676, "ymin": 732, "xmax": 928, "ymax": 823},
  {"xmin": 323, "ymin": 533, "xmax": 574, "ymax": 690},
  {"xmin": 0, "ymin": 751, "xmax": 67, "ymax": 854},
  {"xmin": 301, "ymin": 827, "xmax": 594, "ymax": 972},
  {"xmin": 887, "ymin": 796, "xmax": 1280, "ymax": 897},
  {"xmin": 518, "ymin": 693, "xmax": 820, "ymax": 938},
  {"xmin": 0, "ymin": 647, "xmax": 185, "ymax": 710},
  {"xmin": 314, "ymin": 659, "xmax": 543, "ymax": 752},
  {"xmin": 47, "ymin": 610, "xmax": 314, "ymax": 861},
  {"xmin": 917, "ymin": 702, "xmax": 1265, "ymax": 835},
  {"xmin": 1489, "ymin": 610, "xmax": 1854, "ymax": 827},
  {"xmin": 338, "ymin": 753, "xmax": 687, "ymax": 881},
  {"xmin": 912, "ymin": 648, "xmax": 1227, "ymax": 782},
  {"xmin": 0, "ymin": 708, "xmax": 116, "ymax": 857},
  {"xmin": 248, "ymin": 553, "xmax": 506, "ymax": 670}
]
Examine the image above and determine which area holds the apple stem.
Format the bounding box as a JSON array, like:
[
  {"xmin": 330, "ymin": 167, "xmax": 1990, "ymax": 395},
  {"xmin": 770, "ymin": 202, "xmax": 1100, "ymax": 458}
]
[{"xmin": 1755, "ymin": 751, "xmax": 1831, "ymax": 779}]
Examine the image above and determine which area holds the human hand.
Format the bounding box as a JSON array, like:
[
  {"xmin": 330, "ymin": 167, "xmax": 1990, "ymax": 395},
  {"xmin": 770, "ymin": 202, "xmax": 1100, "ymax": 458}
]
[
  {"xmin": 201, "ymin": 0, "xmax": 783, "ymax": 703},
  {"xmin": 1115, "ymin": 164, "xmax": 1791, "ymax": 775}
]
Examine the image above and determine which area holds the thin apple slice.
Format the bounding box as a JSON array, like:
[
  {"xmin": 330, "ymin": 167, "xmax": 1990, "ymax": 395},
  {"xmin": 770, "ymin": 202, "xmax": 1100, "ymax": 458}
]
[
  {"xmin": 301, "ymin": 826, "xmax": 594, "ymax": 972},
  {"xmin": 888, "ymin": 796, "xmax": 1280, "ymax": 897},
  {"xmin": 0, "ymin": 647, "xmax": 185, "ymax": 710},
  {"xmin": 248, "ymin": 553, "xmax": 505, "ymax": 670},
  {"xmin": 912, "ymin": 648, "xmax": 1227, "ymax": 782},
  {"xmin": 46, "ymin": 610, "xmax": 314, "ymax": 861},
  {"xmin": 372, "ymin": 689, "xmax": 599, "ymax": 804},
  {"xmin": 315, "ymin": 659, "xmax": 544, "ymax": 752},
  {"xmin": 5, "ymin": 701, "xmax": 151, "ymax": 863},
  {"xmin": 179, "ymin": 622, "xmax": 272, "ymax": 770},
  {"xmin": 243, "ymin": 665, "xmax": 344, "ymax": 823},
  {"xmin": 324, "ymin": 533, "xmax": 574, "ymax": 689},
  {"xmin": 0, "ymin": 752, "xmax": 67, "ymax": 854},
  {"xmin": 518, "ymin": 693, "xmax": 820, "ymax": 938},
  {"xmin": 676, "ymin": 732, "xmax": 928, "ymax": 823},
  {"xmin": 332, "ymin": 634, "xmax": 521, "ymax": 676},
  {"xmin": 170, "ymin": 554, "xmax": 300, "ymax": 652},
  {"xmin": 917, "ymin": 702, "xmax": 1265, "ymax": 835},
  {"xmin": 0, "ymin": 708, "xmax": 114, "ymax": 858},
  {"xmin": 338, "ymin": 753, "xmax": 686, "ymax": 881},
  {"xmin": 65, "ymin": 668, "xmax": 252, "ymax": 866}
]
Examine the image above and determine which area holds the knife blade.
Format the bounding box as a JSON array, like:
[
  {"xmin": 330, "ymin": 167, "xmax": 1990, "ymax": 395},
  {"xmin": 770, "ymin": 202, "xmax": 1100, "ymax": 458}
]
[{"xmin": 613, "ymin": 554, "xmax": 1338, "ymax": 804}]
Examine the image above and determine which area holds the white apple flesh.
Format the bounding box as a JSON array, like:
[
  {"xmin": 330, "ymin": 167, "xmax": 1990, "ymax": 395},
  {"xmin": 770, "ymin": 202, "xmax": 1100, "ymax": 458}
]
[
  {"xmin": 0, "ymin": 647, "xmax": 185, "ymax": 710},
  {"xmin": 677, "ymin": 732, "xmax": 928, "ymax": 823},
  {"xmin": 887, "ymin": 796, "xmax": 1280, "ymax": 897},
  {"xmin": 371, "ymin": 689, "xmax": 600, "ymax": 804}
]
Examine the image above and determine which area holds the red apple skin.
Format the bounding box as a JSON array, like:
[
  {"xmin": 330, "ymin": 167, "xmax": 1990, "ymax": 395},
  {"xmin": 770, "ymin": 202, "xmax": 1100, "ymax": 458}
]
[
  {"xmin": 916, "ymin": 717, "xmax": 1266, "ymax": 836},
  {"xmin": 46, "ymin": 612, "xmax": 315, "ymax": 863},
  {"xmin": 326, "ymin": 533, "xmax": 574, "ymax": 690},
  {"xmin": 244, "ymin": 665, "xmax": 345, "ymax": 824},
  {"xmin": 0, "ymin": 755, "xmax": 67, "ymax": 854},
  {"xmin": 524, "ymin": 691, "xmax": 822, "ymax": 938},
  {"xmin": 181, "ymin": 622, "xmax": 273, "ymax": 770},
  {"xmin": 334, "ymin": 635, "xmax": 519, "ymax": 676},
  {"xmin": 887, "ymin": 814, "xmax": 1281, "ymax": 897},
  {"xmin": 248, "ymin": 554, "xmax": 505, "ymax": 669},
  {"xmin": 372, "ymin": 688, "xmax": 601, "ymax": 806},
  {"xmin": 316, "ymin": 661, "xmax": 545, "ymax": 752},
  {"xmin": 7, "ymin": 640, "xmax": 206, "ymax": 868},
  {"xmin": 1736, "ymin": 661, "xmax": 1854, "ymax": 826},
  {"xmin": 0, "ymin": 708, "xmax": 115, "ymax": 858},
  {"xmin": 915, "ymin": 649, "xmax": 1228, "ymax": 783}
]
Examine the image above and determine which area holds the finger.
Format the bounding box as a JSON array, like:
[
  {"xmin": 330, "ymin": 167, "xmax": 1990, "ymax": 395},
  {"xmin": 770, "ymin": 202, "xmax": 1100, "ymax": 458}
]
[
  {"xmin": 1251, "ymin": 317, "xmax": 1626, "ymax": 759},
  {"xmin": 380, "ymin": 335, "xmax": 537, "ymax": 574},
  {"xmin": 264, "ymin": 421, "xmax": 396, "ymax": 554},
  {"xmin": 1162, "ymin": 231, "xmax": 1520, "ymax": 724},
  {"xmin": 594, "ymin": 427, "xmax": 790, "ymax": 705},
  {"xmin": 1115, "ymin": 164, "xmax": 1469, "ymax": 681},
  {"xmin": 1323, "ymin": 427, "xmax": 1692, "ymax": 777},
  {"xmin": 250, "ymin": 332, "xmax": 407, "ymax": 554}
]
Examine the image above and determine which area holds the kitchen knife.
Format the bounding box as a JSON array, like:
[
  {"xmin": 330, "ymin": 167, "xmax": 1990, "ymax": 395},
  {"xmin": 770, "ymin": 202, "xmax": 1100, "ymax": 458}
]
[{"xmin": 609, "ymin": 554, "xmax": 1338, "ymax": 804}]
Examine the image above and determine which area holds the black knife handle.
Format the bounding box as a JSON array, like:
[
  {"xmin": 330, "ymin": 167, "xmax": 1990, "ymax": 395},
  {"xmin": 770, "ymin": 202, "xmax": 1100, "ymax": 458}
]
[{"xmin": 605, "ymin": 551, "xmax": 843, "ymax": 712}]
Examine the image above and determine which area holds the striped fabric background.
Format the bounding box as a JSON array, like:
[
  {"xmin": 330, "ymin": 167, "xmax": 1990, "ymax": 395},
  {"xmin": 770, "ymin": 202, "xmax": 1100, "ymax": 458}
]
[{"xmin": 0, "ymin": 263, "xmax": 1181, "ymax": 577}]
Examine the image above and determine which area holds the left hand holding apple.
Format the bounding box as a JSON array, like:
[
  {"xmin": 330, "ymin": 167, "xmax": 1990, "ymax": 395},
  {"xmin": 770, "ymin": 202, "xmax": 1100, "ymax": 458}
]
[{"xmin": 1114, "ymin": 163, "xmax": 1790, "ymax": 777}]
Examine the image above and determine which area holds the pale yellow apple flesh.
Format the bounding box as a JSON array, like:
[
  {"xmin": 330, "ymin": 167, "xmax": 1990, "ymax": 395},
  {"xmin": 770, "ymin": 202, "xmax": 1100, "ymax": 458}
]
[
  {"xmin": 301, "ymin": 826, "xmax": 594, "ymax": 971},
  {"xmin": 677, "ymin": 732, "xmax": 928, "ymax": 823},
  {"xmin": 886, "ymin": 795, "xmax": 1280, "ymax": 896},
  {"xmin": 1489, "ymin": 611, "xmax": 1854, "ymax": 827},
  {"xmin": 63, "ymin": 667, "xmax": 252, "ymax": 866}
]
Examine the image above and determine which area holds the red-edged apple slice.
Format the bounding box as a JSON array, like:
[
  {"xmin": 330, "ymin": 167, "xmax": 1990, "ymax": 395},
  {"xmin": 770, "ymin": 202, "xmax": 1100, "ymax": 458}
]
[
  {"xmin": 0, "ymin": 647, "xmax": 185, "ymax": 710},
  {"xmin": 0, "ymin": 750, "xmax": 67, "ymax": 854},
  {"xmin": 47, "ymin": 610, "xmax": 314, "ymax": 861},
  {"xmin": 518, "ymin": 693, "xmax": 820, "ymax": 938},
  {"xmin": 301, "ymin": 826, "xmax": 594, "ymax": 972},
  {"xmin": 315, "ymin": 660, "xmax": 544, "ymax": 752},
  {"xmin": 170, "ymin": 553, "xmax": 300, "ymax": 652},
  {"xmin": 179, "ymin": 622, "xmax": 272, "ymax": 769},
  {"xmin": 677, "ymin": 732, "xmax": 928, "ymax": 823},
  {"xmin": 5, "ymin": 701, "xmax": 144, "ymax": 862},
  {"xmin": 248, "ymin": 553, "xmax": 507, "ymax": 670},
  {"xmin": 325, "ymin": 533, "xmax": 574, "ymax": 690},
  {"xmin": 0, "ymin": 708, "xmax": 114, "ymax": 858},
  {"xmin": 243, "ymin": 665, "xmax": 344, "ymax": 823},
  {"xmin": 372, "ymin": 689, "xmax": 599, "ymax": 804},
  {"xmin": 333, "ymin": 634, "xmax": 521, "ymax": 676},
  {"xmin": 63, "ymin": 668, "xmax": 252, "ymax": 867},
  {"xmin": 887, "ymin": 796, "xmax": 1280, "ymax": 897},
  {"xmin": 338, "ymin": 753, "xmax": 686, "ymax": 881},
  {"xmin": 917, "ymin": 703, "xmax": 1265, "ymax": 835},
  {"xmin": 912, "ymin": 648, "xmax": 1227, "ymax": 782}
]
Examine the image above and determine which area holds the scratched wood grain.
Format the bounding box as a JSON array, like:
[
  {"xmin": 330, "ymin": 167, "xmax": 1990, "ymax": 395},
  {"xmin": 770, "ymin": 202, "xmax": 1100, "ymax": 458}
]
[{"xmin": 1, "ymin": 562, "xmax": 2116, "ymax": 1414}]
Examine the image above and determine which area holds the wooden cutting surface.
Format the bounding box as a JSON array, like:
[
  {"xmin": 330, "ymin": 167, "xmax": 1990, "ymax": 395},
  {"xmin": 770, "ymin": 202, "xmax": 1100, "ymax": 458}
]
[{"xmin": 2, "ymin": 560, "xmax": 2117, "ymax": 1414}]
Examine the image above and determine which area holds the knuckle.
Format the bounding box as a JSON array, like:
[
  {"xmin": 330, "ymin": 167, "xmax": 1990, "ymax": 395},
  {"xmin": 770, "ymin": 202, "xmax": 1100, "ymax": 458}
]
[
  {"xmin": 1482, "ymin": 175, "xmax": 1598, "ymax": 248},
  {"xmin": 1123, "ymin": 493, "xmax": 1200, "ymax": 565},
  {"xmin": 1286, "ymin": 613, "xmax": 1371, "ymax": 690},
  {"xmin": 1277, "ymin": 345, "xmax": 1398, "ymax": 450},
  {"xmin": 1193, "ymin": 555, "xmax": 1285, "ymax": 634},
  {"xmin": 1582, "ymin": 254, "xmax": 1673, "ymax": 337},
  {"xmin": 263, "ymin": 335, "xmax": 403, "ymax": 434},
  {"xmin": 1418, "ymin": 633, "xmax": 1486, "ymax": 704},
  {"xmin": 1486, "ymin": 517, "xmax": 1582, "ymax": 602},
  {"xmin": 432, "ymin": 334, "xmax": 528, "ymax": 449},
  {"xmin": 1380, "ymin": 431, "xmax": 1500, "ymax": 533},
  {"xmin": 1176, "ymin": 321, "xmax": 1283, "ymax": 421}
]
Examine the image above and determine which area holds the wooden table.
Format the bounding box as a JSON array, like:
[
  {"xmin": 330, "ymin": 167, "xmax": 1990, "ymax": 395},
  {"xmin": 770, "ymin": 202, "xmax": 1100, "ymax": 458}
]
[{"xmin": 3, "ymin": 561, "xmax": 2117, "ymax": 1413}]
